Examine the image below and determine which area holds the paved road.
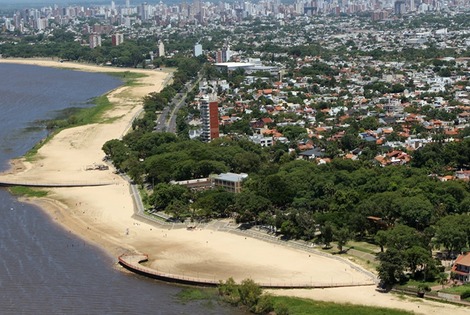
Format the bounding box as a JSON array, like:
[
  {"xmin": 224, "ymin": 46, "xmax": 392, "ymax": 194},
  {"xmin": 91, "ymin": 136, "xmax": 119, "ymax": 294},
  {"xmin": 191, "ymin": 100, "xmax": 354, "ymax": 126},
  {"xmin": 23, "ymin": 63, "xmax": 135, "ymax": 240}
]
[
  {"xmin": 153, "ymin": 107, "xmax": 170, "ymax": 132},
  {"xmin": 154, "ymin": 74, "xmax": 202, "ymax": 134}
]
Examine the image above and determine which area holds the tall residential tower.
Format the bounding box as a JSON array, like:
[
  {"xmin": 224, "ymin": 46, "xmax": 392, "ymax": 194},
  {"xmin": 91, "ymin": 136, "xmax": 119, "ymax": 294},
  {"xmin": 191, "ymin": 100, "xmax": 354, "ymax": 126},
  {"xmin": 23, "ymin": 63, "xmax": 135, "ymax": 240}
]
[{"xmin": 200, "ymin": 96, "xmax": 219, "ymax": 142}]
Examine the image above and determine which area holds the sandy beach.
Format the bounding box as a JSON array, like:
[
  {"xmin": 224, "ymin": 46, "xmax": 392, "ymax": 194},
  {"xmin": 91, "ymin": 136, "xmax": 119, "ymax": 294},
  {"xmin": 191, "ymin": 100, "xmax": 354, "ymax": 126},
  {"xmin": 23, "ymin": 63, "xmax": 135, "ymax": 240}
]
[{"xmin": 0, "ymin": 58, "xmax": 464, "ymax": 314}]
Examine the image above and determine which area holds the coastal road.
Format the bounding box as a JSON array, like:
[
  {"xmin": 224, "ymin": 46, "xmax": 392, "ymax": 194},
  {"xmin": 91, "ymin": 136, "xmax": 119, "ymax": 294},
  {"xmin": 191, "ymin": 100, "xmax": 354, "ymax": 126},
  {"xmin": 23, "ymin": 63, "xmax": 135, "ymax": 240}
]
[
  {"xmin": 157, "ymin": 74, "xmax": 202, "ymax": 134},
  {"xmin": 153, "ymin": 107, "xmax": 170, "ymax": 132}
]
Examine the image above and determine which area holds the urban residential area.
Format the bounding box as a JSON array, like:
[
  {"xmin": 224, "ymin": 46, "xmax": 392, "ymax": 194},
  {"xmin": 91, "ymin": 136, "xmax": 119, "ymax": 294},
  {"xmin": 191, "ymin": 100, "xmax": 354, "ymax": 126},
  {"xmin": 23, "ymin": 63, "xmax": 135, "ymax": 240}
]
[{"xmin": 1, "ymin": 0, "xmax": 470, "ymax": 314}]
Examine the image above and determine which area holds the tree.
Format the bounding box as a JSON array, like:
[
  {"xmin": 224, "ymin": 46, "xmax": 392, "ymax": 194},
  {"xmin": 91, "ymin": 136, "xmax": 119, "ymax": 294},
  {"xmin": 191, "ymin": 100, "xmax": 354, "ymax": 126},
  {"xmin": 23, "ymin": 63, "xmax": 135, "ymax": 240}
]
[
  {"xmin": 233, "ymin": 191, "xmax": 272, "ymax": 223},
  {"xmin": 232, "ymin": 151, "xmax": 261, "ymax": 173},
  {"xmin": 397, "ymin": 196, "xmax": 433, "ymax": 230},
  {"xmin": 334, "ymin": 227, "xmax": 352, "ymax": 253},
  {"xmin": 151, "ymin": 183, "xmax": 189, "ymax": 211},
  {"xmin": 385, "ymin": 225, "xmax": 423, "ymax": 250},
  {"xmin": 404, "ymin": 246, "xmax": 431, "ymax": 278},
  {"xmin": 192, "ymin": 189, "xmax": 235, "ymax": 219},
  {"xmin": 277, "ymin": 125, "xmax": 307, "ymax": 141},
  {"xmin": 102, "ymin": 139, "xmax": 131, "ymax": 170},
  {"xmin": 377, "ymin": 248, "xmax": 406, "ymax": 285},
  {"xmin": 434, "ymin": 215, "xmax": 469, "ymax": 255},
  {"xmin": 375, "ymin": 230, "xmax": 388, "ymax": 253},
  {"xmin": 165, "ymin": 200, "xmax": 190, "ymax": 221},
  {"xmin": 238, "ymin": 279, "xmax": 262, "ymax": 309},
  {"xmin": 320, "ymin": 224, "xmax": 334, "ymax": 249},
  {"xmin": 437, "ymin": 272, "xmax": 448, "ymax": 288}
]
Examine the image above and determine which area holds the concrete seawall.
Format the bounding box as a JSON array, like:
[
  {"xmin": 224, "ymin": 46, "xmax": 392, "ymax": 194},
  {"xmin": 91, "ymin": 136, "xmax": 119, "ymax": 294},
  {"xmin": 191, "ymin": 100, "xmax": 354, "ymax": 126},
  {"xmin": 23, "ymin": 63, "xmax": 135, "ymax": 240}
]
[
  {"xmin": 118, "ymin": 254, "xmax": 376, "ymax": 289},
  {"xmin": 0, "ymin": 179, "xmax": 114, "ymax": 187}
]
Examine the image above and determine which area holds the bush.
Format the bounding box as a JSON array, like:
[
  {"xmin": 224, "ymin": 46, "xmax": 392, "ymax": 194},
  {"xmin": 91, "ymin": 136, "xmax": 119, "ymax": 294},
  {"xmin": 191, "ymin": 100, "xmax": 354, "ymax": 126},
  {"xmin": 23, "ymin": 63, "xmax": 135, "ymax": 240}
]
[
  {"xmin": 461, "ymin": 290, "xmax": 470, "ymax": 300},
  {"xmin": 238, "ymin": 278, "xmax": 262, "ymax": 308},
  {"xmin": 218, "ymin": 277, "xmax": 240, "ymax": 305},
  {"xmin": 275, "ymin": 302, "xmax": 290, "ymax": 315},
  {"xmin": 218, "ymin": 278, "xmax": 275, "ymax": 314},
  {"xmin": 252, "ymin": 294, "xmax": 274, "ymax": 314}
]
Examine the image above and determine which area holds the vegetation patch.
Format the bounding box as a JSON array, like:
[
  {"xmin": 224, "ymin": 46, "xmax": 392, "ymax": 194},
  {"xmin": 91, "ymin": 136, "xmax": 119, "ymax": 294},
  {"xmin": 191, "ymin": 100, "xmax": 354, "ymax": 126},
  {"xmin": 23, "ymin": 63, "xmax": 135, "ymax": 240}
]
[
  {"xmin": 24, "ymin": 134, "xmax": 54, "ymax": 162},
  {"xmin": 215, "ymin": 278, "xmax": 414, "ymax": 315},
  {"xmin": 45, "ymin": 94, "xmax": 113, "ymax": 129},
  {"xmin": 176, "ymin": 288, "xmax": 217, "ymax": 303},
  {"xmin": 441, "ymin": 284, "xmax": 470, "ymax": 301},
  {"xmin": 9, "ymin": 186, "xmax": 48, "ymax": 198},
  {"xmin": 271, "ymin": 296, "xmax": 413, "ymax": 315},
  {"xmin": 104, "ymin": 71, "xmax": 147, "ymax": 86}
]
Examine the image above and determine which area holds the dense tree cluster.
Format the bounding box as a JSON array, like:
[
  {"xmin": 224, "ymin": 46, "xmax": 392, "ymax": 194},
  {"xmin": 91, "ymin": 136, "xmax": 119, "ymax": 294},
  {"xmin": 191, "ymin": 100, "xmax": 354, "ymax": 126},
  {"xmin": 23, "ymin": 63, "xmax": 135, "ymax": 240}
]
[
  {"xmin": 104, "ymin": 121, "xmax": 470, "ymax": 244},
  {"xmin": 101, "ymin": 58, "xmax": 470, "ymax": 286}
]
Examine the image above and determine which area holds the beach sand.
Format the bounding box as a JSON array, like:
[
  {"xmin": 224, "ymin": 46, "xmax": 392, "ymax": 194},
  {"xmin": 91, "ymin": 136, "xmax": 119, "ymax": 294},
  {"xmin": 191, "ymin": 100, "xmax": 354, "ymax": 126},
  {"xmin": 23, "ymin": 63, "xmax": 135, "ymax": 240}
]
[{"xmin": 0, "ymin": 58, "xmax": 464, "ymax": 314}]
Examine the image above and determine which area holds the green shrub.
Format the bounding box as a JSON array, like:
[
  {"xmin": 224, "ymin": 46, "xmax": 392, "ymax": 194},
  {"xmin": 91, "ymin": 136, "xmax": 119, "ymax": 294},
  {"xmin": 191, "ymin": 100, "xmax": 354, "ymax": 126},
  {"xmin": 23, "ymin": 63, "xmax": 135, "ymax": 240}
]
[
  {"xmin": 238, "ymin": 278, "xmax": 262, "ymax": 309},
  {"xmin": 252, "ymin": 294, "xmax": 274, "ymax": 314},
  {"xmin": 461, "ymin": 290, "xmax": 470, "ymax": 299},
  {"xmin": 218, "ymin": 277, "xmax": 240, "ymax": 305}
]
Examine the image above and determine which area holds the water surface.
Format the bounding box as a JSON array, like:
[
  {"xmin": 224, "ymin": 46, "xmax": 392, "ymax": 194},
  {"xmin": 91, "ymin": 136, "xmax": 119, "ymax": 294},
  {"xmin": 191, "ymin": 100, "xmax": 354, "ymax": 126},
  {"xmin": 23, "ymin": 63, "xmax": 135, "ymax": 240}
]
[{"xmin": 0, "ymin": 63, "xmax": 239, "ymax": 314}]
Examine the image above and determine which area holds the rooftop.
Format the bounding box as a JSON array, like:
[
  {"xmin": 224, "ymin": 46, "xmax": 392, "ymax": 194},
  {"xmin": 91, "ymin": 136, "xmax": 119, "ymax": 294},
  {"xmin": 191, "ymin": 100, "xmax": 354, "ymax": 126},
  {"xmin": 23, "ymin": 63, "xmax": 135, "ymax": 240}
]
[{"xmin": 212, "ymin": 172, "xmax": 248, "ymax": 182}]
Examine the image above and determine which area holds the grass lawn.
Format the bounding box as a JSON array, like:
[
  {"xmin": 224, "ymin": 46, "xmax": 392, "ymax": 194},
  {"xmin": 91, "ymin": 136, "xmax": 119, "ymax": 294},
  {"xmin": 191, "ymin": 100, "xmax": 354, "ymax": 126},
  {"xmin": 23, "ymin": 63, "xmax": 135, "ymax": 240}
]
[
  {"xmin": 177, "ymin": 288, "xmax": 217, "ymax": 303},
  {"xmin": 345, "ymin": 256, "xmax": 379, "ymax": 274},
  {"xmin": 441, "ymin": 283, "xmax": 470, "ymax": 293},
  {"xmin": 319, "ymin": 242, "xmax": 378, "ymax": 273},
  {"xmin": 104, "ymin": 71, "xmax": 147, "ymax": 86},
  {"xmin": 402, "ymin": 279, "xmax": 440, "ymax": 288},
  {"xmin": 348, "ymin": 241, "xmax": 380, "ymax": 254},
  {"xmin": 441, "ymin": 283, "xmax": 470, "ymax": 301},
  {"xmin": 176, "ymin": 288, "xmax": 413, "ymax": 315},
  {"xmin": 394, "ymin": 279, "xmax": 441, "ymax": 297},
  {"xmin": 271, "ymin": 296, "xmax": 412, "ymax": 315},
  {"xmin": 9, "ymin": 186, "xmax": 48, "ymax": 198}
]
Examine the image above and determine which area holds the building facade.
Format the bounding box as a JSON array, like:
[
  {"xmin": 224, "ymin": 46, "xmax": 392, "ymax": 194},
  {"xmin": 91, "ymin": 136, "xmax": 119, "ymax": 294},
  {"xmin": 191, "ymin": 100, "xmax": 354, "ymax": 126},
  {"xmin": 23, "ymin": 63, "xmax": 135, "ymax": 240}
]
[
  {"xmin": 200, "ymin": 97, "xmax": 219, "ymax": 142},
  {"xmin": 452, "ymin": 253, "xmax": 470, "ymax": 283},
  {"xmin": 112, "ymin": 33, "xmax": 124, "ymax": 46},
  {"xmin": 211, "ymin": 173, "xmax": 248, "ymax": 193},
  {"xmin": 158, "ymin": 40, "xmax": 165, "ymax": 57},
  {"xmin": 89, "ymin": 34, "xmax": 102, "ymax": 48},
  {"xmin": 194, "ymin": 43, "xmax": 203, "ymax": 57}
]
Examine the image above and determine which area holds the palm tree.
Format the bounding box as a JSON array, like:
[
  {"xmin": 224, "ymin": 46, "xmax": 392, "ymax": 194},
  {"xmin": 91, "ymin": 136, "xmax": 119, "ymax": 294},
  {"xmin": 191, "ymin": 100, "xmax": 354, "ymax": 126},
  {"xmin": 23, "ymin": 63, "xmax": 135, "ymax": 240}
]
[{"xmin": 438, "ymin": 272, "xmax": 448, "ymax": 289}]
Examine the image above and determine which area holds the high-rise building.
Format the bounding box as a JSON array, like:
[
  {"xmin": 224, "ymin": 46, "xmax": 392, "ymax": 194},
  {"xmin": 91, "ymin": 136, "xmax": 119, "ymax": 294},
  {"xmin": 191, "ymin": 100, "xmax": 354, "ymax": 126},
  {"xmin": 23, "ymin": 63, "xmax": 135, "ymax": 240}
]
[
  {"xmin": 89, "ymin": 34, "xmax": 102, "ymax": 48},
  {"xmin": 158, "ymin": 40, "xmax": 165, "ymax": 57},
  {"xmin": 215, "ymin": 45, "xmax": 231, "ymax": 63},
  {"xmin": 112, "ymin": 33, "xmax": 124, "ymax": 46},
  {"xmin": 140, "ymin": 2, "xmax": 149, "ymax": 20},
  {"xmin": 200, "ymin": 97, "xmax": 219, "ymax": 142},
  {"xmin": 216, "ymin": 50, "xmax": 223, "ymax": 63},
  {"xmin": 394, "ymin": 0, "xmax": 406, "ymax": 14},
  {"xmin": 194, "ymin": 43, "xmax": 203, "ymax": 57}
]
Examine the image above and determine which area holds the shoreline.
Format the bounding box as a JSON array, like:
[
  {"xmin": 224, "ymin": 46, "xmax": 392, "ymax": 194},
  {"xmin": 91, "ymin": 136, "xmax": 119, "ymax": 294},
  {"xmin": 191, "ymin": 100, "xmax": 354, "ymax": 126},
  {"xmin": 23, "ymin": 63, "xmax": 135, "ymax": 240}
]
[{"xmin": 0, "ymin": 59, "xmax": 467, "ymax": 315}]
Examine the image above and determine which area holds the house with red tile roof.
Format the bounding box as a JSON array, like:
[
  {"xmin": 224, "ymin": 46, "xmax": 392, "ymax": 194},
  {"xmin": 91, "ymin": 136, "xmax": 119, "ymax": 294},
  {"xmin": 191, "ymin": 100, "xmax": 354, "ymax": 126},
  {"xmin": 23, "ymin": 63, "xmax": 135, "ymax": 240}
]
[{"xmin": 451, "ymin": 253, "xmax": 470, "ymax": 283}]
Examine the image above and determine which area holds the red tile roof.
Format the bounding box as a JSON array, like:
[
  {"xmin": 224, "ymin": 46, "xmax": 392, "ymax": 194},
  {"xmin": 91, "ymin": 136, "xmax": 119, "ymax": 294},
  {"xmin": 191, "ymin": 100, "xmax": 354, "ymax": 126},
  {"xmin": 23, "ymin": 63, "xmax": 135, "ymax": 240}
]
[{"xmin": 455, "ymin": 253, "xmax": 470, "ymax": 267}]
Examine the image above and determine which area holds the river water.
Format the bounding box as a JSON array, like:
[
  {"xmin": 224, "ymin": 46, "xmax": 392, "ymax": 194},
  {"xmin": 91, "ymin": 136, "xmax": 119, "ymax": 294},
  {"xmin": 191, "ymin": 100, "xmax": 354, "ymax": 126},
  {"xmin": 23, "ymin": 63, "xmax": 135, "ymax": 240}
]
[{"xmin": 0, "ymin": 63, "xmax": 239, "ymax": 314}]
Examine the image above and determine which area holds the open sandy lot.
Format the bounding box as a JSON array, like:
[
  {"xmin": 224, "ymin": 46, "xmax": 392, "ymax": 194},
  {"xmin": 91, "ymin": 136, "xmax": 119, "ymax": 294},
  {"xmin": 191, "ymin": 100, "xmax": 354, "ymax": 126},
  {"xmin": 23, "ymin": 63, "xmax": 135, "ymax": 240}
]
[{"xmin": 0, "ymin": 59, "xmax": 463, "ymax": 314}]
